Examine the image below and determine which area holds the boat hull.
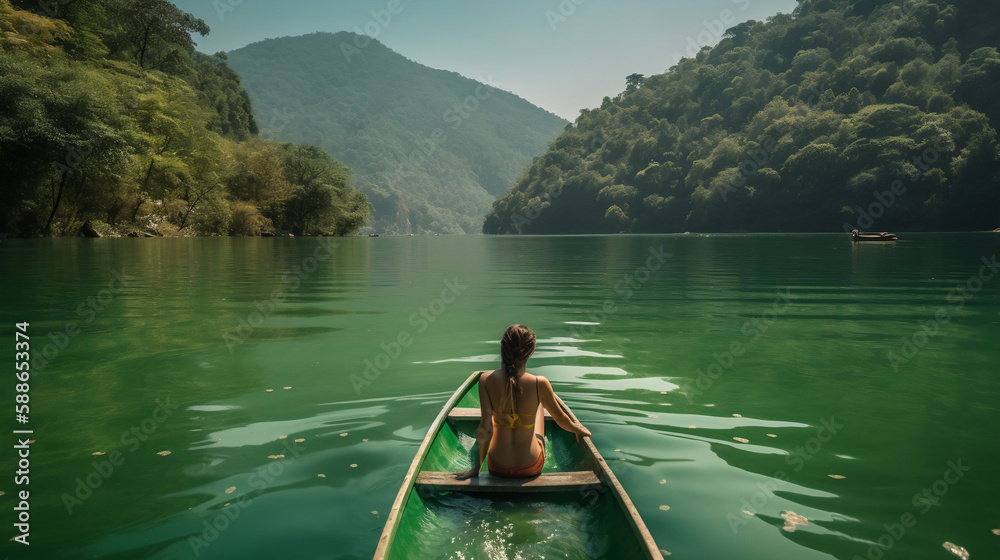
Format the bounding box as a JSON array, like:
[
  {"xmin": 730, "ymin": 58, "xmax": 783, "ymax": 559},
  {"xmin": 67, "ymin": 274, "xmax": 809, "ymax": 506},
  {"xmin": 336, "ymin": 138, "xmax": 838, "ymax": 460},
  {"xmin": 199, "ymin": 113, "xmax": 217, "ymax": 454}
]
[
  {"xmin": 851, "ymin": 229, "xmax": 898, "ymax": 241},
  {"xmin": 373, "ymin": 371, "xmax": 662, "ymax": 559}
]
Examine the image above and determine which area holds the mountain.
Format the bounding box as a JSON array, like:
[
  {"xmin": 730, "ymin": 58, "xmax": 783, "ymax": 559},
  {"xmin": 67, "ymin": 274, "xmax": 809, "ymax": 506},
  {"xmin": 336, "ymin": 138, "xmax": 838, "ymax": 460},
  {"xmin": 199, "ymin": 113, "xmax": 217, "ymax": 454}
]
[
  {"xmin": 483, "ymin": 0, "xmax": 1000, "ymax": 234},
  {"xmin": 227, "ymin": 32, "xmax": 568, "ymax": 234}
]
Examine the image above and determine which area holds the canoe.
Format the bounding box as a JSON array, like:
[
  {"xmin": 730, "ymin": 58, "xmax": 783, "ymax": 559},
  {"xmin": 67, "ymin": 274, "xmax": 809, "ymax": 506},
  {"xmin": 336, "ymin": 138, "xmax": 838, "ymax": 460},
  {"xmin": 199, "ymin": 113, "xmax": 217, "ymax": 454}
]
[
  {"xmin": 373, "ymin": 371, "xmax": 663, "ymax": 559},
  {"xmin": 851, "ymin": 229, "xmax": 898, "ymax": 241}
]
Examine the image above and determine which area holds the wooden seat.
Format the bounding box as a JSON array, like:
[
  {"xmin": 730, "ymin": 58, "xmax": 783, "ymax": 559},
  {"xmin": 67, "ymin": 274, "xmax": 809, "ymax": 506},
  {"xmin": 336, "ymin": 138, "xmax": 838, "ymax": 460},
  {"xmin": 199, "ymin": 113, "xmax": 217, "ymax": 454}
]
[{"xmin": 415, "ymin": 470, "xmax": 602, "ymax": 493}]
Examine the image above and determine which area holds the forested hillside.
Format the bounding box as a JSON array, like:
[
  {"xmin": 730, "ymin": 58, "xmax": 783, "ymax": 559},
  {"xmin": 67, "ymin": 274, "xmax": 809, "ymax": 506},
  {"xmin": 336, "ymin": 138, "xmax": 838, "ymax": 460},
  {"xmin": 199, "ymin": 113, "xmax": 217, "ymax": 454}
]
[
  {"xmin": 484, "ymin": 0, "xmax": 1000, "ymax": 234},
  {"xmin": 0, "ymin": 0, "xmax": 369, "ymax": 237},
  {"xmin": 227, "ymin": 33, "xmax": 568, "ymax": 235}
]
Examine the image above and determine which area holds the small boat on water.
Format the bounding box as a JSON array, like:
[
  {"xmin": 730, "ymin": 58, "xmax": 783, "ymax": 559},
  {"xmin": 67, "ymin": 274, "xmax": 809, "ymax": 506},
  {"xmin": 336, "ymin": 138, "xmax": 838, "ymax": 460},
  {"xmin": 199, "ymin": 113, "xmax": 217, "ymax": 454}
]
[
  {"xmin": 851, "ymin": 229, "xmax": 898, "ymax": 241},
  {"xmin": 373, "ymin": 371, "xmax": 664, "ymax": 559}
]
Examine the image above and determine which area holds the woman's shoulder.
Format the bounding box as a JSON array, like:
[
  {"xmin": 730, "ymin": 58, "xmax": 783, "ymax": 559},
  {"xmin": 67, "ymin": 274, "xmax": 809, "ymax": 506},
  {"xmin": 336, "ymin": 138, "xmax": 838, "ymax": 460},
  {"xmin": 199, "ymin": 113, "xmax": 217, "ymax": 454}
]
[
  {"xmin": 527, "ymin": 372, "xmax": 550, "ymax": 388},
  {"xmin": 478, "ymin": 369, "xmax": 503, "ymax": 387}
]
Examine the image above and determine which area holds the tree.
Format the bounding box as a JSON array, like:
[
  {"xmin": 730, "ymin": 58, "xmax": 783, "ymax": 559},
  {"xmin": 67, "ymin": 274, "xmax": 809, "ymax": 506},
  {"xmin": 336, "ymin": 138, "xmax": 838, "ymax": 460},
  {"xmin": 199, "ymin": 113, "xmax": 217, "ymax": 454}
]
[
  {"xmin": 0, "ymin": 49, "xmax": 132, "ymax": 235},
  {"xmin": 105, "ymin": 0, "xmax": 209, "ymax": 69},
  {"xmin": 625, "ymin": 73, "xmax": 645, "ymax": 94},
  {"xmin": 224, "ymin": 139, "xmax": 293, "ymax": 219},
  {"xmin": 279, "ymin": 144, "xmax": 351, "ymax": 234}
]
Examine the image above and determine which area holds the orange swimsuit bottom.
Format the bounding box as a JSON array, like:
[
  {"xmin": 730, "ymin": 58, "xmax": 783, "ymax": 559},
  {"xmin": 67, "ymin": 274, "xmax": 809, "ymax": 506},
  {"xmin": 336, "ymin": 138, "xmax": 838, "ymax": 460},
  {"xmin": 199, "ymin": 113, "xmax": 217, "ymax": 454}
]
[{"xmin": 488, "ymin": 443, "xmax": 544, "ymax": 478}]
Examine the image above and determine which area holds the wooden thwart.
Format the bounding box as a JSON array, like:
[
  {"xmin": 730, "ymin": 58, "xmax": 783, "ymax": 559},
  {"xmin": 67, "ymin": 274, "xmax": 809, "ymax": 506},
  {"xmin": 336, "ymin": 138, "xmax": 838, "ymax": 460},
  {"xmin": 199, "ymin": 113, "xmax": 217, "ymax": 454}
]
[{"xmin": 416, "ymin": 470, "xmax": 601, "ymax": 493}]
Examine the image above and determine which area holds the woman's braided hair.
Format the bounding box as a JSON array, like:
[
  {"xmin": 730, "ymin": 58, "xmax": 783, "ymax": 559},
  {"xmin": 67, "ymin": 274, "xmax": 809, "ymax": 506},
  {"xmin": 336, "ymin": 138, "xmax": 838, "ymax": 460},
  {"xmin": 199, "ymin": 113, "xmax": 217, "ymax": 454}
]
[{"xmin": 500, "ymin": 324, "xmax": 536, "ymax": 400}]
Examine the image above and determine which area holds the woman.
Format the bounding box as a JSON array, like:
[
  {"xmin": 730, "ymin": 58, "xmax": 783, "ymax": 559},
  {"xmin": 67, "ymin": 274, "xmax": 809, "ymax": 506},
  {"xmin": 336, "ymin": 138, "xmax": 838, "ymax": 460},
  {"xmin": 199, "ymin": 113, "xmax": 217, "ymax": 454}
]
[{"xmin": 458, "ymin": 324, "xmax": 591, "ymax": 479}]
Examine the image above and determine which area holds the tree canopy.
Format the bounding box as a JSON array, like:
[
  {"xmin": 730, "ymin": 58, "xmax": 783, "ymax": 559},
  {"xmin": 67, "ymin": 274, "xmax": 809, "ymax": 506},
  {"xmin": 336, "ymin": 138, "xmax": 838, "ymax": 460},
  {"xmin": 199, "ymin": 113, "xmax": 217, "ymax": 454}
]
[
  {"xmin": 0, "ymin": 0, "xmax": 368, "ymax": 237},
  {"xmin": 484, "ymin": 0, "xmax": 1000, "ymax": 234}
]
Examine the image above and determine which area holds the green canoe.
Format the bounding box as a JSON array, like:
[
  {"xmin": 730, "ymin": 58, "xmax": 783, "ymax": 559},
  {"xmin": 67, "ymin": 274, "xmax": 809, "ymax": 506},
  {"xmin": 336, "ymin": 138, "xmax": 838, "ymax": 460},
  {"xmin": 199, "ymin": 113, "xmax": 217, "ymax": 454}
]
[{"xmin": 373, "ymin": 371, "xmax": 664, "ymax": 559}]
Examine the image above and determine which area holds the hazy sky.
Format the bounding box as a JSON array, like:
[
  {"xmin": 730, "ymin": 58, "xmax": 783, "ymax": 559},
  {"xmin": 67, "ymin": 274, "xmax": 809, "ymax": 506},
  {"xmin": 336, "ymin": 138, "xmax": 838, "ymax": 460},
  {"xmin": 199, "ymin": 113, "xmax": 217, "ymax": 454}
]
[{"xmin": 171, "ymin": 0, "xmax": 799, "ymax": 121}]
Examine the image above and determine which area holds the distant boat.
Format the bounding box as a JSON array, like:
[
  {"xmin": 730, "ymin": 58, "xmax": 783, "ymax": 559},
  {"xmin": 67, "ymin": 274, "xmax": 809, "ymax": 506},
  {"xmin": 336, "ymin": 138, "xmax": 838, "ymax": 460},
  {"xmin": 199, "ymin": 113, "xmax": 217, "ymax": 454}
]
[
  {"xmin": 851, "ymin": 229, "xmax": 897, "ymax": 242},
  {"xmin": 368, "ymin": 233, "xmax": 380, "ymax": 237},
  {"xmin": 373, "ymin": 371, "xmax": 664, "ymax": 559}
]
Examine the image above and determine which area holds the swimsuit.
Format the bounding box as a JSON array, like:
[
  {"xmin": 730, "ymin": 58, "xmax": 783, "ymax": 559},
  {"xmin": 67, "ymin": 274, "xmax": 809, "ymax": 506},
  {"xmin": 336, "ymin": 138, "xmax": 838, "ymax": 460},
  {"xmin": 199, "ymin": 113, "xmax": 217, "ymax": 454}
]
[
  {"xmin": 491, "ymin": 377, "xmax": 538, "ymax": 429},
  {"xmin": 488, "ymin": 442, "xmax": 544, "ymax": 478},
  {"xmin": 486, "ymin": 375, "xmax": 545, "ymax": 478}
]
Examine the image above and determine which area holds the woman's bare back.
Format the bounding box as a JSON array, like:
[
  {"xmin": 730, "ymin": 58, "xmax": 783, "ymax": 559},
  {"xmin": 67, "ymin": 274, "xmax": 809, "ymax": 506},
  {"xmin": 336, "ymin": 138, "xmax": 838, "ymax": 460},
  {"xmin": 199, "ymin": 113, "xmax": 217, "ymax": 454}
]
[{"xmin": 480, "ymin": 369, "xmax": 544, "ymax": 469}]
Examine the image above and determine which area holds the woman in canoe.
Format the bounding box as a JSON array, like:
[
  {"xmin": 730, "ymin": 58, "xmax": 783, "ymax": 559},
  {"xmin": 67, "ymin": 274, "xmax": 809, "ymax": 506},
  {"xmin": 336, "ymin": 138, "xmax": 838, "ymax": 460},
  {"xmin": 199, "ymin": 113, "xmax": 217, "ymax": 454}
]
[{"xmin": 458, "ymin": 324, "xmax": 591, "ymax": 479}]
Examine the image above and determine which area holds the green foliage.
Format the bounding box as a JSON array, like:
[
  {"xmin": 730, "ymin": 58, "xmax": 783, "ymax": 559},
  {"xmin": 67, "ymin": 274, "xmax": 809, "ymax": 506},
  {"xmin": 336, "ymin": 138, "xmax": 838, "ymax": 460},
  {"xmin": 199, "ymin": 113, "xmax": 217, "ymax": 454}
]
[
  {"xmin": 226, "ymin": 32, "xmax": 567, "ymax": 234},
  {"xmin": 0, "ymin": 0, "xmax": 71, "ymax": 55},
  {"xmin": 225, "ymin": 139, "xmax": 292, "ymax": 214},
  {"xmin": 0, "ymin": 0, "xmax": 367, "ymax": 237},
  {"xmin": 229, "ymin": 201, "xmax": 268, "ymax": 236},
  {"xmin": 625, "ymin": 73, "xmax": 645, "ymax": 93},
  {"xmin": 187, "ymin": 52, "xmax": 259, "ymax": 141},
  {"xmin": 99, "ymin": 0, "xmax": 209, "ymax": 69},
  {"xmin": 278, "ymin": 143, "xmax": 370, "ymax": 235},
  {"xmin": 485, "ymin": 0, "xmax": 1000, "ymax": 233},
  {"xmin": 190, "ymin": 192, "xmax": 231, "ymax": 235}
]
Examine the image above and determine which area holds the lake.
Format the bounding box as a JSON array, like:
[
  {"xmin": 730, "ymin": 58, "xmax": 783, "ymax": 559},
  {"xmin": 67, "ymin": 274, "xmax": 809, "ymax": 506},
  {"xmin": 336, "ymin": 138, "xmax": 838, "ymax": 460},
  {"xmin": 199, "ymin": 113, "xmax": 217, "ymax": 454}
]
[{"xmin": 2, "ymin": 233, "xmax": 998, "ymax": 559}]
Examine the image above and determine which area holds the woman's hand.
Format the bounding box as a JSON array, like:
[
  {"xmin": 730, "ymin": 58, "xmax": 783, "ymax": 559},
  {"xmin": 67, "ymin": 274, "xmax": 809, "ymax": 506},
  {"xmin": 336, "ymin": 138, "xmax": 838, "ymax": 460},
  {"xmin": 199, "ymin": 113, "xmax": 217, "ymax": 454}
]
[
  {"xmin": 575, "ymin": 424, "xmax": 592, "ymax": 442},
  {"xmin": 454, "ymin": 469, "xmax": 479, "ymax": 480}
]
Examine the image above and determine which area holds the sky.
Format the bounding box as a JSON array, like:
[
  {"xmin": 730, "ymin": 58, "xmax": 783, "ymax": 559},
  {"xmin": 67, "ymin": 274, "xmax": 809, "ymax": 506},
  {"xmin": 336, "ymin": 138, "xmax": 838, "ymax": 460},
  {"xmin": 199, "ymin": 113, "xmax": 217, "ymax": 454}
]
[{"xmin": 171, "ymin": 0, "xmax": 800, "ymax": 121}]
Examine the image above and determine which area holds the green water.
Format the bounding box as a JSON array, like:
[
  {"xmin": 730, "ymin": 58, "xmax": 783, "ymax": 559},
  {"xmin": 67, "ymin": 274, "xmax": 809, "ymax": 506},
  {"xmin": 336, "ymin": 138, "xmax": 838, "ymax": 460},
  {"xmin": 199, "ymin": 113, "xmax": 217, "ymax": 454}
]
[{"xmin": 1, "ymin": 234, "xmax": 998, "ymax": 560}]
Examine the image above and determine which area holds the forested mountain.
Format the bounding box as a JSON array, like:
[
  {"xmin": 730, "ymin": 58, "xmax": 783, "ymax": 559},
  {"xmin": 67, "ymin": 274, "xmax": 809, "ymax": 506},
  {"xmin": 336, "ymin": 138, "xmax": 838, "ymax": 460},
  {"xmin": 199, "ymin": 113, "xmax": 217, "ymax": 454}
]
[
  {"xmin": 227, "ymin": 32, "xmax": 568, "ymax": 235},
  {"xmin": 0, "ymin": 0, "xmax": 369, "ymax": 237},
  {"xmin": 484, "ymin": 0, "xmax": 1000, "ymax": 234}
]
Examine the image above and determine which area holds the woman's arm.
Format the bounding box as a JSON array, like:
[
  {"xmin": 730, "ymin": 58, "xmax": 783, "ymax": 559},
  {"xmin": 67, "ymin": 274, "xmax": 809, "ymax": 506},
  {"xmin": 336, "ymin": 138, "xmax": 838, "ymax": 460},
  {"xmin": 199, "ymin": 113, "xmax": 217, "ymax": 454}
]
[
  {"xmin": 457, "ymin": 372, "xmax": 493, "ymax": 479},
  {"xmin": 537, "ymin": 376, "xmax": 591, "ymax": 439}
]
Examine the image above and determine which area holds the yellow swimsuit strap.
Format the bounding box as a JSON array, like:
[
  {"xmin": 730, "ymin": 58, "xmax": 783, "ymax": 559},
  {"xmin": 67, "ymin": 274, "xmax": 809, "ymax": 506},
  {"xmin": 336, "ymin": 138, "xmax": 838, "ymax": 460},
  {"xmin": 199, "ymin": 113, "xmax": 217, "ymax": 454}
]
[{"xmin": 494, "ymin": 378, "xmax": 534, "ymax": 429}]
